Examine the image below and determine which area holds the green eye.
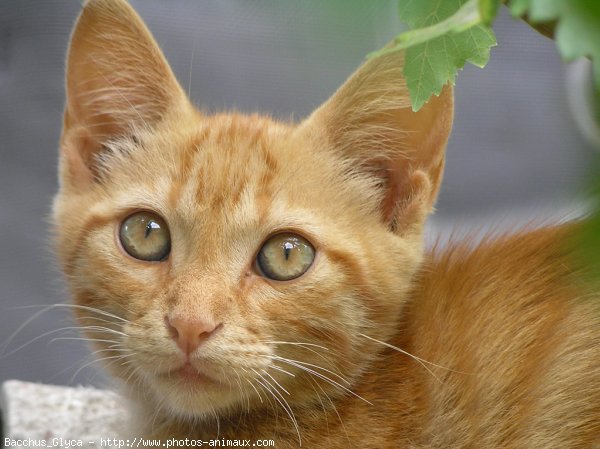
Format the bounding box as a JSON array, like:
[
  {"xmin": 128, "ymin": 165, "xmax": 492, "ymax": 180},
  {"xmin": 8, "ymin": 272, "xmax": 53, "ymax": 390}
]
[
  {"xmin": 119, "ymin": 211, "xmax": 171, "ymax": 262},
  {"xmin": 257, "ymin": 233, "xmax": 315, "ymax": 281}
]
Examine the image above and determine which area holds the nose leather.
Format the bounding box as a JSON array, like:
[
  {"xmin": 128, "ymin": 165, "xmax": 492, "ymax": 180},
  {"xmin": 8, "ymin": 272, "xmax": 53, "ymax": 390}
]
[{"xmin": 165, "ymin": 315, "xmax": 221, "ymax": 355}]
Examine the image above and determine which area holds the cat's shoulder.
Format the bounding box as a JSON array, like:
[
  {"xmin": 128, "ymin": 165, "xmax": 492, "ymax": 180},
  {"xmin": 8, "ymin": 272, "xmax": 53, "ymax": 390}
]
[
  {"xmin": 408, "ymin": 221, "xmax": 599, "ymax": 348},
  {"xmin": 422, "ymin": 222, "xmax": 584, "ymax": 298},
  {"xmin": 395, "ymin": 222, "xmax": 600, "ymax": 448}
]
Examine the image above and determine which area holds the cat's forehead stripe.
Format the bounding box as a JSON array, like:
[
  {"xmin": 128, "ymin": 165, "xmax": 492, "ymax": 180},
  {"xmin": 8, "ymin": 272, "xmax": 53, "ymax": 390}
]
[
  {"xmin": 167, "ymin": 127, "xmax": 209, "ymax": 210},
  {"xmin": 177, "ymin": 139, "xmax": 209, "ymax": 215},
  {"xmin": 165, "ymin": 117, "xmax": 285, "ymax": 218}
]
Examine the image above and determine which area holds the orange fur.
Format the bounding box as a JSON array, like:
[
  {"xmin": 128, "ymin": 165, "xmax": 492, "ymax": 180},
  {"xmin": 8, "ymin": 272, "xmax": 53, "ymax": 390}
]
[{"xmin": 53, "ymin": 0, "xmax": 600, "ymax": 447}]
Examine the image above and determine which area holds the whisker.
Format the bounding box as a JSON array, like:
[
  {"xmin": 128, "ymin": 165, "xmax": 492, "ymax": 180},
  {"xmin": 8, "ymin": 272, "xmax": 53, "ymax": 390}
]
[
  {"xmin": 2, "ymin": 326, "xmax": 108, "ymax": 359},
  {"xmin": 262, "ymin": 369, "xmax": 290, "ymax": 396},
  {"xmin": 49, "ymin": 353, "xmax": 98, "ymax": 385},
  {"xmin": 253, "ymin": 371, "xmax": 301, "ymax": 445},
  {"xmin": 262, "ymin": 340, "xmax": 338, "ymax": 367},
  {"xmin": 123, "ymin": 360, "xmax": 143, "ymax": 386},
  {"xmin": 1, "ymin": 305, "xmax": 61, "ymax": 355},
  {"xmin": 11, "ymin": 303, "xmax": 134, "ymax": 324},
  {"xmin": 239, "ymin": 372, "xmax": 253, "ymax": 414},
  {"xmin": 74, "ymin": 314, "xmax": 128, "ymax": 327},
  {"xmin": 359, "ymin": 333, "xmax": 462, "ymax": 382},
  {"xmin": 150, "ymin": 393, "xmax": 169, "ymax": 434},
  {"xmin": 266, "ymin": 363, "xmax": 295, "ymax": 378},
  {"xmin": 219, "ymin": 366, "xmax": 233, "ymax": 395},
  {"xmin": 252, "ymin": 376, "xmax": 279, "ymax": 423},
  {"xmin": 270, "ymin": 356, "xmax": 373, "ymax": 406},
  {"xmin": 312, "ymin": 376, "xmax": 352, "ymax": 447},
  {"xmin": 79, "ymin": 325, "xmax": 128, "ymax": 337},
  {"xmin": 271, "ymin": 355, "xmax": 350, "ymax": 386},
  {"xmin": 49, "ymin": 336, "xmax": 122, "ymax": 346},
  {"xmin": 69, "ymin": 354, "xmax": 130, "ymax": 384},
  {"xmin": 261, "ymin": 341, "xmax": 330, "ymax": 352},
  {"xmin": 89, "ymin": 347, "xmax": 132, "ymax": 357},
  {"xmin": 245, "ymin": 378, "xmax": 264, "ymax": 404},
  {"xmin": 238, "ymin": 368, "xmax": 256, "ymax": 415}
]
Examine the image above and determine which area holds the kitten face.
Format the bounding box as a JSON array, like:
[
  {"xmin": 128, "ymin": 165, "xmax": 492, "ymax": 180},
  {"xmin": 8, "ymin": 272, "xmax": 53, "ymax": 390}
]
[
  {"xmin": 54, "ymin": 0, "xmax": 452, "ymax": 423},
  {"xmin": 55, "ymin": 113, "xmax": 419, "ymax": 418}
]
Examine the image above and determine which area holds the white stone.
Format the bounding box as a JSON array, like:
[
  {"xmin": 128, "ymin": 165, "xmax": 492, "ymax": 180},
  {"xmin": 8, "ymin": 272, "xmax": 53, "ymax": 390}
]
[{"xmin": 1, "ymin": 380, "xmax": 127, "ymax": 448}]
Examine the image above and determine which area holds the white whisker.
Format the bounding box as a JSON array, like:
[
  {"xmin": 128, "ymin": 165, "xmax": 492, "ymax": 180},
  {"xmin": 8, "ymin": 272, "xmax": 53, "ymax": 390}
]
[
  {"xmin": 271, "ymin": 355, "xmax": 350, "ymax": 385},
  {"xmin": 267, "ymin": 363, "xmax": 295, "ymax": 378},
  {"xmin": 359, "ymin": 333, "xmax": 461, "ymax": 383},
  {"xmin": 261, "ymin": 341, "xmax": 330, "ymax": 352},
  {"xmin": 262, "ymin": 369, "xmax": 290, "ymax": 396},
  {"xmin": 2, "ymin": 326, "xmax": 101, "ymax": 358},
  {"xmin": 270, "ymin": 355, "xmax": 372, "ymax": 406},
  {"xmin": 245, "ymin": 378, "xmax": 264, "ymax": 404},
  {"xmin": 69, "ymin": 354, "xmax": 130, "ymax": 384},
  {"xmin": 253, "ymin": 370, "xmax": 301, "ymax": 446},
  {"xmin": 49, "ymin": 336, "xmax": 121, "ymax": 346}
]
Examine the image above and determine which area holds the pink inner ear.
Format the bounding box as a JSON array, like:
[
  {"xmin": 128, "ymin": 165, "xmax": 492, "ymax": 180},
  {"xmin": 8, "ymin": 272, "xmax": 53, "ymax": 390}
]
[
  {"xmin": 62, "ymin": 126, "xmax": 99, "ymax": 189},
  {"xmin": 382, "ymin": 175, "xmax": 400, "ymax": 227},
  {"xmin": 383, "ymin": 170, "xmax": 434, "ymax": 235},
  {"xmin": 65, "ymin": 146, "xmax": 93, "ymax": 189}
]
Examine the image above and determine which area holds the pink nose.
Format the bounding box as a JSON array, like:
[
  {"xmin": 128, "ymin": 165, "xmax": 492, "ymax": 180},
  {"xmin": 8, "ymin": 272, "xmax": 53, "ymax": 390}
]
[{"xmin": 165, "ymin": 315, "xmax": 221, "ymax": 355}]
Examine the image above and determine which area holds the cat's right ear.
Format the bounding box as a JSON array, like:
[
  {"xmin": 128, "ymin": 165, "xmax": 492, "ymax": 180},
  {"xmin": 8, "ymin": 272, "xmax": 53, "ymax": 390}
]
[
  {"xmin": 60, "ymin": 0, "xmax": 188, "ymax": 190},
  {"xmin": 300, "ymin": 50, "xmax": 453, "ymax": 237}
]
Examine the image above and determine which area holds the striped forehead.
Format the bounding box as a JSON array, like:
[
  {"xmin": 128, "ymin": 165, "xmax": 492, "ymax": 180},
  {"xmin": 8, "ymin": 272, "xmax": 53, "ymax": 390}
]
[{"xmin": 170, "ymin": 114, "xmax": 287, "ymax": 223}]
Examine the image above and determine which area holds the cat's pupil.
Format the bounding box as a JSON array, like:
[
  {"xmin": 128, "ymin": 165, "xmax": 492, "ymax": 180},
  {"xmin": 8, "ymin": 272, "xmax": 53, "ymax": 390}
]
[{"xmin": 283, "ymin": 242, "xmax": 293, "ymax": 261}]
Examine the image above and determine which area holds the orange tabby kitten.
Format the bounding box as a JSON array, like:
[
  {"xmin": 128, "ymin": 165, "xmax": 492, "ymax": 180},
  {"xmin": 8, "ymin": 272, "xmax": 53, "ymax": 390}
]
[{"xmin": 53, "ymin": 0, "xmax": 600, "ymax": 447}]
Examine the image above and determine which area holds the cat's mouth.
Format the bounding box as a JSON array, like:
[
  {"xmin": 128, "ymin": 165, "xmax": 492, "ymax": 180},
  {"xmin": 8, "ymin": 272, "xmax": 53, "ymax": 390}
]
[
  {"xmin": 160, "ymin": 361, "xmax": 220, "ymax": 385},
  {"xmin": 146, "ymin": 358, "xmax": 239, "ymax": 417}
]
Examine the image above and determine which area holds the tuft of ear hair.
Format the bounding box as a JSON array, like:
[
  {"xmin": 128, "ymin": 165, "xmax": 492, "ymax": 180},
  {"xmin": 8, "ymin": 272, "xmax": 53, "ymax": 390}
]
[
  {"xmin": 303, "ymin": 51, "xmax": 454, "ymax": 236},
  {"xmin": 60, "ymin": 0, "xmax": 188, "ymax": 190}
]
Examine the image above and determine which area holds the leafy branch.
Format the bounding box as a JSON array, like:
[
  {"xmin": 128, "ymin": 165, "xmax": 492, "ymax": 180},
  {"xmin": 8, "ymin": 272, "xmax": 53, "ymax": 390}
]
[
  {"xmin": 373, "ymin": 0, "xmax": 600, "ymax": 112},
  {"xmin": 373, "ymin": 0, "xmax": 600, "ymax": 284}
]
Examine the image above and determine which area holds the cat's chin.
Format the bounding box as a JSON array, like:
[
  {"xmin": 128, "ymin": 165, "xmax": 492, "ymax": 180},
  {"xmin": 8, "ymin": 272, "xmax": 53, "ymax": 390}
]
[{"xmin": 142, "ymin": 364, "xmax": 245, "ymax": 418}]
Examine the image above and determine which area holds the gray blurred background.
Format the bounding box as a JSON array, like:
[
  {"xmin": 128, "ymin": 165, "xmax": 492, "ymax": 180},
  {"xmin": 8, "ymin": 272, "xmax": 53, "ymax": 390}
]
[{"xmin": 0, "ymin": 1, "xmax": 598, "ymax": 388}]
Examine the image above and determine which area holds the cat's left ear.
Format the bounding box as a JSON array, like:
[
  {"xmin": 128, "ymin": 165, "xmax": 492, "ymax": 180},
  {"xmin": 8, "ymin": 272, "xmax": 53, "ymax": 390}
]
[
  {"xmin": 60, "ymin": 0, "xmax": 189, "ymax": 190},
  {"xmin": 302, "ymin": 51, "xmax": 453, "ymax": 236}
]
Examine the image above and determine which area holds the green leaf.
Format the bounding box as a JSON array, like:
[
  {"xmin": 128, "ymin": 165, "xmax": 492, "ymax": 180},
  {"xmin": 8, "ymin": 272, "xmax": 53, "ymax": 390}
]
[
  {"xmin": 508, "ymin": 0, "xmax": 532, "ymax": 17},
  {"xmin": 397, "ymin": 0, "xmax": 497, "ymax": 111},
  {"xmin": 511, "ymin": 0, "xmax": 600, "ymax": 86},
  {"xmin": 479, "ymin": 0, "xmax": 501, "ymax": 26},
  {"xmin": 370, "ymin": 1, "xmax": 484, "ymax": 58}
]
